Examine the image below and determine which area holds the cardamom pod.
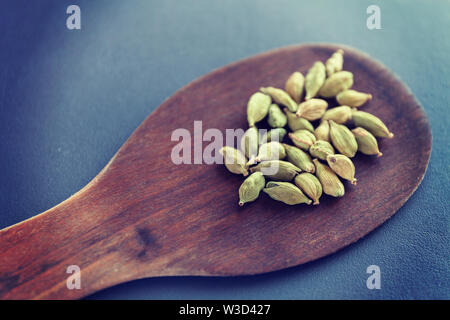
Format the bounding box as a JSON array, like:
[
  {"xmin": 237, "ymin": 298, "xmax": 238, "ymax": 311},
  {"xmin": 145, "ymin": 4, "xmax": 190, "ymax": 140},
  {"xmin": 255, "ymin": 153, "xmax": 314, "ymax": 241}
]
[
  {"xmin": 255, "ymin": 141, "xmax": 286, "ymax": 162},
  {"xmin": 336, "ymin": 89, "xmax": 372, "ymax": 108},
  {"xmin": 296, "ymin": 98, "xmax": 328, "ymax": 121},
  {"xmin": 314, "ymin": 120, "xmax": 330, "ymax": 142},
  {"xmin": 250, "ymin": 160, "xmax": 301, "ymax": 181},
  {"xmin": 321, "ymin": 105, "xmax": 352, "ymax": 124},
  {"xmin": 319, "ymin": 71, "xmax": 353, "ymax": 98},
  {"xmin": 240, "ymin": 127, "xmax": 259, "ymax": 166},
  {"xmin": 328, "ymin": 120, "xmax": 358, "ymax": 158},
  {"xmin": 352, "ymin": 127, "xmax": 382, "ymax": 157},
  {"xmin": 284, "ymin": 108, "xmax": 314, "ymax": 132},
  {"xmin": 263, "ymin": 181, "xmax": 312, "ymax": 205},
  {"xmin": 260, "ymin": 87, "xmax": 298, "ymax": 112},
  {"xmin": 294, "ymin": 172, "xmax": 323, "ymax": 205},
  {"xmin": 239, "ymin": 172, "xmax": 265, "ymax": 206},
  {"xmin": 260, "ymin": 128, "xmax": 287, "ymax": 144},
  {"xmin": 305, "ymin": 61, "xmax": 326, "ymax": 100},
  {"xmin": 285, "ymin": 71, "xmax": 304, "ymax": 103},
  {"xmin": 325, "ymin": 49, "xmax": 344, "ymax": 77},
  {"xmin": 267, "ymin": 104, "xmax": 287, "ymax": 128},
  {"xmin": 247, "ymin": 92, "xmax": 271, "ymax": 127},
  {"xmin": 282, "ymin": 143, "xmax": 315, "ymax": 173},
  {"xmin": 313, "ymin": 159, "xmax": 345, "ymax": 197},
  {"xmin": 288, "ymin": 129, "xmax": 316, "ymax": 151},
  {"xmin": 351, "ymin": 110, "xmax": 394, "ymax": 138},
  {"xmin": 309, "ymin": 140, "xmax": 335, "ymax": 161},
  {"xmin": 219, "ymin": 146, "xmax": 249, "ymax": 176},
  {"xmin": 327, "ymin": 154, "xmax": 357, "ymax": 185}
]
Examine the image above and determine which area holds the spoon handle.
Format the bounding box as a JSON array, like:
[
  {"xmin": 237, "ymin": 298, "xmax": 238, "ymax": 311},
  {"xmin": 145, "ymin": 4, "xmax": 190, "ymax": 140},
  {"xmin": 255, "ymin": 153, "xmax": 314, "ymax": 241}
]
[
  {"xmin": 0, "ymin": 179, "xmax": 166, "ymax": 299},
  {"xmin": 0, "ymin": 191, "xmax": 107, "ymax": 299}
]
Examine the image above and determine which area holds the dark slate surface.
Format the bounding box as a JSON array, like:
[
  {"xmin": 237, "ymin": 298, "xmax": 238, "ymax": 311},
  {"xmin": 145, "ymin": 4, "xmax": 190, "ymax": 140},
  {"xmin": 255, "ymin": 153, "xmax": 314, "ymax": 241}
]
[{"xmin": 0, "ymin": 0, "xmax": 448, "ymax": 299}]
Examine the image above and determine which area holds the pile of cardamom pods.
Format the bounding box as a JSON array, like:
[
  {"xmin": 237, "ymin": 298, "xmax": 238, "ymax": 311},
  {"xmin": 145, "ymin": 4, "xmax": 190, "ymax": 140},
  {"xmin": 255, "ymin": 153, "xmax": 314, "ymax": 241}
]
[{"xmin": 219, "ymin": 49, "xmax": 394, "ymax": 206}]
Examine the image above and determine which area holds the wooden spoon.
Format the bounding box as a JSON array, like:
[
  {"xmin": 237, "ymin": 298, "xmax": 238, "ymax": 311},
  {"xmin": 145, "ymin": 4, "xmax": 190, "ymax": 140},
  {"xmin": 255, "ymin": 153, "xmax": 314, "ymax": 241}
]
[{"xmin": 0, "ymin": 44, "xmax": 431, "ymax": 299}]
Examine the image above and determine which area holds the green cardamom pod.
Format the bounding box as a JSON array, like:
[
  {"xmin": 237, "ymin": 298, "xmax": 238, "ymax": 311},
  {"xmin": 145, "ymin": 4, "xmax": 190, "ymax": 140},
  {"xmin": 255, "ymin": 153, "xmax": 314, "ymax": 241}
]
[
  {"xmin": 250, "ymin": 160, "xmax": 301, "ymax": 181},
  {"xmin": 260, "ymin": 87, "xmax": 298, "ymax": 113},
  {"xmin": 267, "ymin": 104, "xmax": 287, "ymax": 128},
  {"xmin": 309, "ymin": 140, "xmax": 335, "ymax": 161},
  {"xmin": 240, "ymin": 127, "xmax": 259, "ymax": 166},
  {"xmin": 219, "ymin": 146, "xmax": 249, "ymax": 176},
  {"xmin": 351, "ymin": 110, "xmax": 394, "ymax": 138},
  {"xmin": 263, "ymin": 181, "xmax": 312, "ymax": 205},
  {"xmin": 305, "ymin": 61, "xmax": 326, "ymax": 100},
  {"xmin": 313, "ymin": 159, "xmax": 345, "ymax": 197},
  {"xmin": 288, "ymin": 129, "xmax": 316, "ymax": 151},
  {"xmin": 295, "ymin": 98, "xmax": 328, "ymax": 121},
  {"xmin": 328, "ymin": 120, "xmax": 358, "ymax": 158},
  {"xmin": 351, "ymin": 127, "xmax": 382, "ymax": 157},
  {"xmin": 321, "ymin": 105, "xmax": 352, "ymax": 124},
  {"xmin": 247, "ymin": 92, "xmax": 271, "ymax": 127},
  {"xmin": 260, "ymin": 128, "xmax": 287, "ymax": 144},
  {"xmin": 294, "ymin": 172, "xmax": 323, "ymax": 205},
  {"xmin": 255, "ymin": 141, "xmax": 286, "ymax": 162},
  {"xmin": 319, "ymin": 71, "xmax": 354, "ymax": 98},
  {"xmin": 314, "ymin": 120, "xmax": 330, "ymax": 142},
  {"xmin": 325, "ymin": 49, "xmax": 344, "ymax": 77},
  {"xmin": 336, "ymin": 89, "xmax": 372, "ymax": 108},
  {"xmin": 284, "ymin": 108, "xmax": 314, "ymax": 132},
  {"xmin": 326, "ymin": 154, "xmax": 357, "ymax": 185},
  {"xmin": 285, "ymin": 71, "xmax": 304, "ymax": 103},
  {"xmin": 239, "ymin": 172, "xmax": 265, "ymax": 206},
  {"xmin": 282, "ymin": 143, "xmax": 315, "ymax": 173}
]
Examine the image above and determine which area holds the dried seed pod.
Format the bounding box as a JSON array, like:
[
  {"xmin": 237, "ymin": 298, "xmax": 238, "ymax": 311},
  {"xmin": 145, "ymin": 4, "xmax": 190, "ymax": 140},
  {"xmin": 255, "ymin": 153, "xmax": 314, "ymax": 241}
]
[
  {"xmin": 260, "ymin": 128, "xmax": 287, "ymax": 144},
  {"xmin": 285, "ymin": 108, "xmax": 314, "ymax": 132},
  {"xmin": 240, "ymin": 127, "xmax": 259, "ymax": 166},
  {"xmin": 325, "ymin": 49, "xmax": 344, "ymax": 77},
  {"xmin": 250, "ymin": 160, "xmax": 301, "ymax": 181},
  {"xmin": 247, "ymin": 92, "xmax": 271, "ymax": 127},
  {"xmin": 313, "ymin": 159, "xmax": 345, "ymax": 197},
  {"xmin": 260, "ymin": 87, "xmax": 298, "ymax": 113},
  {"xmin": 282, "ymin": 143, "xmax": 315, "ymax": 173},
  {"xmin": 255, "ymin": 141, "xmax": 286, "ymax": 162},
  {"xmin": 309, "ymin": 140, "xmax": 335, "ymax": 161},
  {"xmin": 294, "ymin": 172, "xmax": 323, "ymax": 205},
  {"xmin": 285, "ymin": 71, "xmax": 304, "ymax": 103},
  {"xmin": 352, "ymin": 127, "xmax": 382, "ymax": 157},
  {"xmin": 305, "ymin": 61, "xmax": 326, "ymax": 100},
  {"xmin": 336, "ymin": 89, "xmax": 372, "ymax": 108},
  {"xmin": 329, "ymin": 120, "xmax": 358, "ymax": 158},
  {"xmin": 321, "ymin": 105, "xmax": 352, "ymax": 124},
  {"xmin": 351, "ymin": 110, "xmax": 394, "ymax": 138},
  {"xmin": 219, "ymin": 146, "xmax": 249, "ymax": 176},
  {"xmin": 263, "ymin": 181, "xmax": 312, "ymax": 205},
  {"xmin": 314, "ymin": 120, "xmax": 330, "ymax": 142},
  {"xmin": 239, "ymin": 172, "xmax": 266, "ymax": 206},
  {"xmin": 289, "ymin": 130, "xmax": 316, "ymax": 151},
  {"xmin": 326, "ymin": 154, "xmax": 357, "ymax": 185},
  {"xmin": 296, "ymin": 99, "xmax": 328, "ymax": 121},
  {"xmin": 319, "ymin": 71, "xmax": 354, "ymax": 98},
  {"xmin": 267, "ymin": 104, "xmax": 287, "ymax": 128}
]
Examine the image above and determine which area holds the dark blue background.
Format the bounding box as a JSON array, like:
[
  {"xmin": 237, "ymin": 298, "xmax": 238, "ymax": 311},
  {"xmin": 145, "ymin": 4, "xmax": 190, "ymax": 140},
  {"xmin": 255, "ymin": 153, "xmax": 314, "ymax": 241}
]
[{"xmin": 0, "ymin": 0, "xmax": 448, "ymax": 299}]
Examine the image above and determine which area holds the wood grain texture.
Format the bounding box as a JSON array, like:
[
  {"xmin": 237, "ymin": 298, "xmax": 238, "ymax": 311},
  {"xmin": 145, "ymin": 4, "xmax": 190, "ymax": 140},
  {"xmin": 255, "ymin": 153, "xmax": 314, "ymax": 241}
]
[{"xmin": 0, "ymin": 44, "xmax": 432, "ymax": 299}]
